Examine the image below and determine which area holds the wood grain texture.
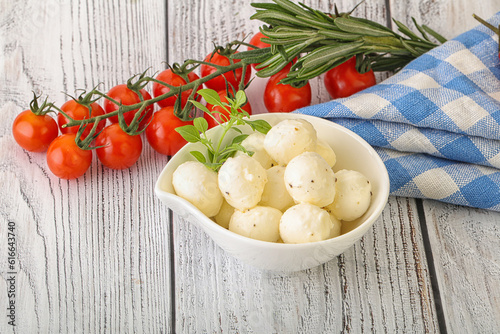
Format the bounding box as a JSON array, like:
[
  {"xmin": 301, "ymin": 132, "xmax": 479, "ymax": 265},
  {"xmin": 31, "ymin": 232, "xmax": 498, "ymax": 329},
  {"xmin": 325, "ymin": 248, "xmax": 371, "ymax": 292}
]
[
  {"xmin": 389, "ymin": 0, "xmax": 499, "ymax": 41},
  {"xmin": 173, "ymin": 197, "xmax": 439, "ymax": 333},
  {"xmin": 422, "ymin": 201, "xmax": 500, "ymax": 333},
  {"xmin": 1, "ymin": 0, "xmax": 500, "ymax": 333},
  {"xmin": 0, "ymin": 0, "xmax": 171, "ymax": 332}
]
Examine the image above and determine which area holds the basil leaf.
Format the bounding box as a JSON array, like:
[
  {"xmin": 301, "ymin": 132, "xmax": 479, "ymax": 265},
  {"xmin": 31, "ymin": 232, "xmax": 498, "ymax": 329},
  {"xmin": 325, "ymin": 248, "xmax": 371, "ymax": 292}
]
[
  {"xmin": 244, "ymin": 119, "xmax": 272, "ymax": 134},
  {"xmin": 231, "ymin": 134, "xmax": 249, "ymax": 145},
  {"xmin": 191, "ymin": 100, "xmax": 210, "ymax": 114},
  {"xmin": 175, "ymin": 125, "xmax": 200, "ymax": 143},
  {"xmin": 193, "ymin": 117, "xmax": 208, "ymax": 133},
  {"xmin": 190, "ymin": 151, "xmax": 206, "ymax": 163},
  {"xmin": 198, "ymin": 88, "xmax": 221, "ymax": 106},
  {"xmin": 234, "ymin": 90, "xmax": 247, "ymax": 109}
]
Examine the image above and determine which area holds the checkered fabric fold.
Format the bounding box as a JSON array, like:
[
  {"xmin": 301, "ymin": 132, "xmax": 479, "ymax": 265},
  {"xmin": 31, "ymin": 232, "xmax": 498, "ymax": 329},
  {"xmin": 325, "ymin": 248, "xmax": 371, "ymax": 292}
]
[{"xmin": 297, "ymin": 13, "xmax": 500, "ymax": 211}]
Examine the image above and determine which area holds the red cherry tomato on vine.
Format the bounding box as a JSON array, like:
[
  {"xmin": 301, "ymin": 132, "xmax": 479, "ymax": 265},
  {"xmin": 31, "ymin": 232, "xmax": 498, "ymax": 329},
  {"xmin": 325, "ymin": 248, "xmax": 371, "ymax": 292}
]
[
  {"xmin": 12, "ymin": 110, "xmax": 59, "ymax": 152},
  {"xmin": 57, "ymin": 100, "xmax": 106, "ymax": 139},
  {"xmin": 263, "ymin": 68, "xmax": 311, "ymax": 113},
  {"xmin": 46, "ymin": 133, "xmax": 92, "ymax": 179},
  {"xmin": 248, "ymin": 31, "xmax": 270, "ymax": 50},
  {"xmin": 204, "ymin": 90, "xmax": 252, "ymax": 129},
  {"xmin": 145, "ymin": 106, "xmax": 194, "ymax": 156},
  {"xmin": 324, "ymin": 56, "xmax": 376, "ymax": 99},
  {"xmin": 103, "ymin": 84, "xmax": 154, "ymax": 129},
  {"xmin": 95, "ymin": 123, "xmax": 142, "ymax": 170},
  {"xmin": 200, "ymin": 52, "xmax": 252, "ymax": 91},
  {"xmin": 153, "ymin": 69, "xmax": 201, "ymax": 109}
]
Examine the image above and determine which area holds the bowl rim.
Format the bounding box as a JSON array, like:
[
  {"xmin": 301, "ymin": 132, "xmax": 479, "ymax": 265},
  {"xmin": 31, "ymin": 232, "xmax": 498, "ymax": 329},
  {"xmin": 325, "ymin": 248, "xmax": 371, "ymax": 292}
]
[{"xmin": 155, "ymin": 112, "xmax": 390, "ymax": 249}]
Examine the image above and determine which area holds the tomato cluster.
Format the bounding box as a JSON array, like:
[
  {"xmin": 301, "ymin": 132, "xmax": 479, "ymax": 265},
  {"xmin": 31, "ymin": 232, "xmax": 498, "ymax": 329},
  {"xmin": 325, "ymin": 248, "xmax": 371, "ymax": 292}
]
[
  {"xmin": 12, "ymin": 31, "xmax": 377, "ymax": 180},
  {"xmin": 12, "ymin": 78, "xmax": 196, "ymax": 179}
]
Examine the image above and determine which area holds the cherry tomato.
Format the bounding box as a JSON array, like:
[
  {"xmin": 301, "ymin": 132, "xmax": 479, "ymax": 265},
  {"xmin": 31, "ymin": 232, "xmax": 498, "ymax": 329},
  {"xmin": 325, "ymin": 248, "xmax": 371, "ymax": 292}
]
[
  {"xmin": 57, "ymin": 100, "xmax": 106, "ymax": 139},
  {"xmin": 263, "ymin": 68, "xmax": 311, "ymax": 113},
  {"xmin": 324, "ymin": 56, "xmax": 376, "ymax": 99},
  {"xmin": 203, "ymin": 90, "xmax": 252, "ymax": 129},
  {"xmin": 248, "ymin": 31, "xmax": 270, "ymax": 50},
  {"xmin": 12, "ymin": 110, "xmax": 59, "ymax": 152},
  {"xmin": 103, "ymin": 84, "xmax": 154, "ymax": 129},
  {"xmin": 95, "ymin": 123, "xmax": 142, "ymax": 170},
  {"xmin": 145, "ymin": 106, "xmax": 194, "ymax": 156},
  {"xmin": 46, "ymin": 133, "xmax": 92, "ymax": 179},
  {"xmin": 200, "ymin": 52, "xmax": 252, "ymax": 91},
  {"xmin": 153, "ymin": 69, "xmax": 201, "ymax": 109}
]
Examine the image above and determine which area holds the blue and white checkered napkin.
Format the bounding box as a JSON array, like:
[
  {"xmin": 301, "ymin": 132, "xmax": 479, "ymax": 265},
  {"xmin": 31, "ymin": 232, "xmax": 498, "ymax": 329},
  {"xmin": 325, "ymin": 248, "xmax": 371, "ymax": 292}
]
[{"xmin": 297, "ymin": 13, "xmax": 500, "ymax": 211}]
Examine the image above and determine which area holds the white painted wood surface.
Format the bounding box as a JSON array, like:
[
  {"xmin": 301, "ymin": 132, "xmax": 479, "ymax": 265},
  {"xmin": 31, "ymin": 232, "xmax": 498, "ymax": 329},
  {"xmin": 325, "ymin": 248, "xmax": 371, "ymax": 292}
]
[{"xmin": 1, "ymin": 0, "xmax": 499, "ymax": 333}]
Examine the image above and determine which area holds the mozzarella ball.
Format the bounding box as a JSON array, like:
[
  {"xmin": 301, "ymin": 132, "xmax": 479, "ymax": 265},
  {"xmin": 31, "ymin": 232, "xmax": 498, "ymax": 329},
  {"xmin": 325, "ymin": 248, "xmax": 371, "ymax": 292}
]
[
  {"xmin": 229, "ymin": 206, "xmax": 282, "ymax": 242},
  {"xmin": 328, "ymin": 212, "xmax": 342, "ymax": 238},
  {"xmin": 218, "ymin": 155, "xmax": 268, "ymax": 211},
  {"xmin": 214, "ymin": 199, "xmax": 235, "ymax": 229},
  {"xmin": 235, "ymin": 132, "xmax": 276, "ymax": 169},
  {"xmin": 326, "ymin": 169, "xmax": 372, "ymax": 221},
  {"xmin": 172, "ymin": 161, "xmax": 223, "ymax": 217},
  {"xmin": 284, "ymin": 152, "xmax": 336, "ymax": 207},
  {"xmin": 315, "ymin": 140, "xmax": 336, "ymax": 167},
  {"xmin": 259, "ymin": 166, "xmax": 295, "ymax": 212},
  {"xmin": 264, "ymin": 118, "xmax": 317, "ymax": 165},
  {"xmin": 280, "ymin": 203, "xmax": 333, "ymax": 243}
]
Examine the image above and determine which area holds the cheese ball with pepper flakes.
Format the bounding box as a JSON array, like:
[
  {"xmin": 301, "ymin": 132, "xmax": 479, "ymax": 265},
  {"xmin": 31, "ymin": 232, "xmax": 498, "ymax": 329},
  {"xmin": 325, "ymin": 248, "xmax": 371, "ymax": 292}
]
[
  {"xmin": 284, "ymin": 152, "xmax": 336, "ymax": 207},
  {"xmin": 280, "ymin": 203, "xmax": 333, "ymax": 243},
  {"xmin": 263, "ymin": 118, "xmax": 317, "ymax": 165},
  {"xmin": 235, "ymin": 132, "xmax": 276, "ymax": 169},
  {"xmin": 229, "ymin": 206, "xmax": 282, "ymax": 242},
  {"xmin": 259, "ymin": 165, "xmax": 295, "ymax": 212},
  {"xmin": 325, "ymin": 169, "xmax": 372, "ymax": 221},
  {"xmin": 172, "ymin": 161, "xmax": 223, "ymax": 217},
  {"xmin": 218, "ymin": 154, "xmax": 268, "ymax": 211}
]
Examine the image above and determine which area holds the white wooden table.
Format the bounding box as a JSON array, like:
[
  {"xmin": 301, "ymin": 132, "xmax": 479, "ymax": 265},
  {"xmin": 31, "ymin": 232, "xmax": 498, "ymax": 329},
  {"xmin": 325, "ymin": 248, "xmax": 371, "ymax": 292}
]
[{"xmin": 1, "ymin": 0, "xmax": 499, "ymax": 333}]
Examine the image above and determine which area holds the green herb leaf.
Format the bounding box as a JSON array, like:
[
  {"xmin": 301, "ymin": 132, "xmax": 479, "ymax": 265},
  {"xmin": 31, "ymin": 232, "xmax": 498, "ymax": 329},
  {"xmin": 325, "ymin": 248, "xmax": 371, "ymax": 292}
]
[
  {"xmin": 191, "ymin": 100, "xmax": 210, "ymax": 114},
  {"xmin": 190, "ymin": 151, "xmax": 206, "ymax": 163},
  {"xmin": 334, "ymin": 17, "xmax": 394, "ymax": 37},
  {"xmin": 193, "ymin": 117, "xmax": 209, "ymax": 133},
  {"xmin": 175, "ymin": 125, "xmax": 200, "ymax": 143},
  {"xmin": 244, "ymin": 119, "xmax": 272, "ymax": 134},
  {"xmin": 421, "ymin": 25, "xmax": 448, "ymax": 44},
  {"xmin": 231, "ymin": 134, "xmax": 249, "ymax": 145},
  {"xmin": 198, "ymin": 88, "xmax": 221, "ymax": 106},
  {"xmin": 234, "ymin": 90, "xmax": 247, "ymax": 108}
]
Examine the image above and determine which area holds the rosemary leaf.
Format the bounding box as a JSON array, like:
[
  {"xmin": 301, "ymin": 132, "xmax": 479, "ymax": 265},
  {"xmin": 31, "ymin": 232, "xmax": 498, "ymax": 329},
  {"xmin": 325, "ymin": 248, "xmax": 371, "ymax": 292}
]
[
  {"xmin": 393, "ymin": 19, "xmax": 422, "ymax": 41},
  {"xmin": 274, "ymin": 0, "xmax": 317, "ymax": 19},
  {"xmin": 300, "ymin": 41, "xmax": 364, "ymax": 69},
  {"xmin": 318, "ymin": 29, "xmax": 362, "ymax": 41},
  {"xmin": 422, "ymin": 25, "xmax": 448, "ymax": 44},
  {"xmin": 411, "ymin": 17, "xmax": 430, "ymax": 41},
  {"xmin": 335, "ymin": 17, "xmax": 395, "ymax": 37}
]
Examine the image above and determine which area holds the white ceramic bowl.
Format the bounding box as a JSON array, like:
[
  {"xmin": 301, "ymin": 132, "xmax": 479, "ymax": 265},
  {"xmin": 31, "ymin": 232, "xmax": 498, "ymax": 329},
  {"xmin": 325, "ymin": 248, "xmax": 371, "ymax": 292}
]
[{"xmin": 155, "ymin": 113, "xmax": 390, "ymax": 272}]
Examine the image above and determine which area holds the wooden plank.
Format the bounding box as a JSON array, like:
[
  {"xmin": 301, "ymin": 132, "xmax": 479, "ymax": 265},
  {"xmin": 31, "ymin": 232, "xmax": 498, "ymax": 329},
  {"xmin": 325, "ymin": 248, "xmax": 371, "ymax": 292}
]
[
  {"xmin": 0, "ymin": 0, "xmax": 171, "ymax": 332},
  {"xmin": 422, "ymin": 201, "xmax": 500, "ymax": 333},
  {"xmin": 389, "ymin": 0, "xmax": 499, "ymax": 41}
]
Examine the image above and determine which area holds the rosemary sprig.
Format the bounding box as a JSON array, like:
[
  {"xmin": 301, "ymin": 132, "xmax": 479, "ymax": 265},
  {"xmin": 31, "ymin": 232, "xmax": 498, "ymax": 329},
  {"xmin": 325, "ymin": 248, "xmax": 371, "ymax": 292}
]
[{"xmin": 234, "ymin": 0, "xmax": 447, "ymax": 86}]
